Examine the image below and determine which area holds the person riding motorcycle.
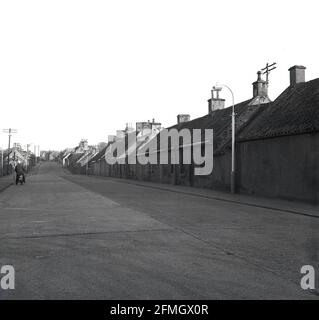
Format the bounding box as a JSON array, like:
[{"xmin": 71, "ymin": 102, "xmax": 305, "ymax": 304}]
[{"xmin": 15, "ymin": 162, "xmax": 26, "ymax": 185}]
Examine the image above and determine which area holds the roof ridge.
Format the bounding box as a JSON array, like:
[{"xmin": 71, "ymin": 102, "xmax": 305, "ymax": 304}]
[{"xmin": 238, "ymin": 78, "xmax": 319, "ymax": 141}]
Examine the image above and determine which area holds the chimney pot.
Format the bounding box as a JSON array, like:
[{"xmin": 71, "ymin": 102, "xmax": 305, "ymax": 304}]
[{"xmin": 288, "ymin": 65, "xmax": 306, "ymax": 85}]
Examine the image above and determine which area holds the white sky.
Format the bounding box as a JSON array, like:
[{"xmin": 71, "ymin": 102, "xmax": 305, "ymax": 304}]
[{"xmin": 0, "ymin": 0, "xmax": 318, "ymax": 151}]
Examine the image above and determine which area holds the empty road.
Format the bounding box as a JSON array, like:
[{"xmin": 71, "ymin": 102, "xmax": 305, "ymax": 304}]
[{"xmin": 0, "ymin": 162, "xmax": 318, "ymax": 299}]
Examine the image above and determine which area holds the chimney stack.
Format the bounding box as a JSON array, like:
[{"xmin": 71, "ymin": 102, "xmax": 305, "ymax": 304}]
[
  {"xmin": 108, "ymin": 135, "xmax": 116, "ymax": 143},
  {"xmin": 289, "ymin": 65, "xmax": 306, "ymax": 85},
  {"xmin": 116, "ymin": 130, "xmax": 125, "ymax": 140},
  {"xmin": 177, "ymin": 114, "xmax": 190, "ymax": 124},
  {"xmin": 136, "ymin": 120, "xmax": 161, "ymax": 136},
  {"xmin": 125, "ymin": 123, "xmax": 134, "ymax": 134},
  {"xmin": 249, "ymin": 71, "xmax": 271, "ymax": 105},
  {"xmin": 208, "ymin": 88, "xmax": 225, "ymax": 113},
  {"xmin": 253, "ymin": 71, "xmax": 268, "ymax": 97}
]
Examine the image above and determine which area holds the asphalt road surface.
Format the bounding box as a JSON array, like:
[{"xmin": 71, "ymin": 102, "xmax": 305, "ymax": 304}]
[{"xmin": 0, "ymin": 162, "xmax": 318, "ymax": 299}]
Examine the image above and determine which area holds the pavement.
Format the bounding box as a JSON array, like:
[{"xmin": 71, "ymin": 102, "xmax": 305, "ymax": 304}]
[
  {"xmin": 102, "ymin": 176, "xmax": 319, "ymax": 218},
  {"xmin": 0, "ymin": 161, "xmax": 318, "ymax": 299},
  {"xmin": 0, "ymin": 175, "xmax": 14, "ymax": 193}
]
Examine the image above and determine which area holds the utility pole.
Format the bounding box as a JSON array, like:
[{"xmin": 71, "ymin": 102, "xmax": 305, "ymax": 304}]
[
  {"xmin": 26, "ymin": 143, "xmax": 31, "ymax": 172},
  {"xmin": 2, "ymin": 128, "xmax": 17, "ymax": 174},
  {"xmin": 1, "ymin": 148, "xmax": 3, "ymax": 176},
  {"xmin": 261, "ymin": 62, "xmax": 277, "ymax": 83}
]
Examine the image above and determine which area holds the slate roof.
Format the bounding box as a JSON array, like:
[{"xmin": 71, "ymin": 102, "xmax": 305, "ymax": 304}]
[
  {"xmin": 68, "ymin": 153, "xmax": 84, "ymax": 166},
  {"xmin": 167, "ymin": 99, "xmax": 264, "ymax": 154},
  {"xmin": 238, "ymin": 78, "xmax": 319, "ymax": 141},
  {"xmin": 86, "ymin": 77, "xmax": 319, "ymax": 163},
  {"xmin": 89, "ymin": 144, "xmax": 111, "ymax": 162},
  {"xmin": 166, "ymin": 77, "xmax": 319, "ymax": 150}
]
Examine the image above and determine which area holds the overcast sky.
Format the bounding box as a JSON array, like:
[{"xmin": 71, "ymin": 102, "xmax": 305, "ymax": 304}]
[{"xmin": 0, "ymin": 0, "xmax": 318, "ymax": 151}]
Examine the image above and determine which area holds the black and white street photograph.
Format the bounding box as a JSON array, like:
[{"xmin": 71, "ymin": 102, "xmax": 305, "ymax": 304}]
[{"xmin": 0, "ymin": 0, "xmax": 318, "ymax": 318}]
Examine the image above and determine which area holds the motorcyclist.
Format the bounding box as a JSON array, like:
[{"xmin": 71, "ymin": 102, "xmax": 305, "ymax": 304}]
[{"xmin": 15, "ymin": 162, "xmax": 26, "ymax": 185}]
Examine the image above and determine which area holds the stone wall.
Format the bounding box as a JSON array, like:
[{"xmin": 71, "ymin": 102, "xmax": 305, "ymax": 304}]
[
  {"xmin": 70, "ymin": 132, "xmax": 319, "ymax": 204},
  {"xmin": 237, "ymin": 132, "xmax": 319, "ymax": 204}
]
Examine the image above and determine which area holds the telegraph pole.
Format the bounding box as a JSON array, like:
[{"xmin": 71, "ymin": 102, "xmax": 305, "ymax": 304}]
[
  {"xmin": 34, "ymin": 145, "xmax": 37, "ymax": 164},
  {"xmin": 26, "ymin": 143, "xmax": 31, "ymax": 172},
  {"xmin": 261, "ymin": 62, "xmax": 277, "ymax": 83},
  {"xmin": 2, "ymin": 128, "xmax": 17, "ymax": 174},
  {"xmin": 1, "ymin": 148, "xmax": 3, "ymax": 176}
]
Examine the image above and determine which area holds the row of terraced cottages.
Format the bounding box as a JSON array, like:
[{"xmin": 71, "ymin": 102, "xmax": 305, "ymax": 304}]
[{"xmin": 67, "ymin": 65, "xmax": 319, "ymax": 204}]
